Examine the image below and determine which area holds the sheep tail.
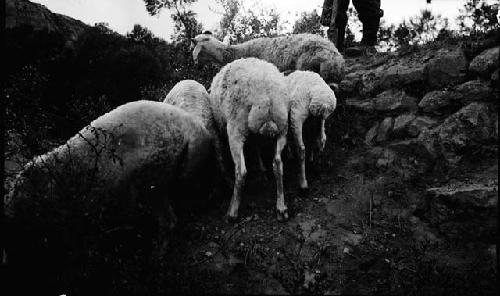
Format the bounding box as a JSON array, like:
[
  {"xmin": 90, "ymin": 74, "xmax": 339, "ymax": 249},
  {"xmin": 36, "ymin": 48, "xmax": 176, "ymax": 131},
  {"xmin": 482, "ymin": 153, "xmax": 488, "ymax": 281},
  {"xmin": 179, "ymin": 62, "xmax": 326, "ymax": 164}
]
[{"xmin": 248, "ymin": 103, "xmax": 280, "ymax": 137}]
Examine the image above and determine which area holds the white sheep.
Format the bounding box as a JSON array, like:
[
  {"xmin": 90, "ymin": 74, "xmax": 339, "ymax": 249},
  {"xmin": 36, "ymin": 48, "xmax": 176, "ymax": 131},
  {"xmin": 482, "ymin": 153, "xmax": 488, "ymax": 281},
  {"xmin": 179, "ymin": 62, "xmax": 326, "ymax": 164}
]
[
  {"xmin": 163, "ymin": 79, "xmax": 232, "ymax": 191},
  {"xmin": 286, "ymin": 70, "xmax": 337, "ymax": 193},
  {"xmin": 6, "ymin": 100, "xmax": 215, "ymax": 249},
  {"xmin": 192, "ymin": 32, "xmax": 345, "ymax": 83},
  {"xmin": 209, "ymin": 57, "xmax": 290, "ymax": 221}
]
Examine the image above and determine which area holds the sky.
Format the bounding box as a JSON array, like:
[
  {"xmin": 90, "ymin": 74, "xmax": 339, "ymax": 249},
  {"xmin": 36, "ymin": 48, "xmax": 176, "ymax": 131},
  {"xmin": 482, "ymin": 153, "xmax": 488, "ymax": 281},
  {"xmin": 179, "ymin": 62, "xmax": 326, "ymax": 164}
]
[{"xmin": 31, "ymin": 0, "xmax": 469, "ymax": 41}]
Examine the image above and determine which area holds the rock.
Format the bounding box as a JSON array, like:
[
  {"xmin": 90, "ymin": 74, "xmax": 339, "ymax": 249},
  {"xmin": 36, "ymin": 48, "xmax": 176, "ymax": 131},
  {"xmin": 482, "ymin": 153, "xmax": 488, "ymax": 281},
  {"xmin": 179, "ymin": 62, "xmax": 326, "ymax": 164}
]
[
  {"xmin": 454, "ymin": 79, "xmax": 496, "ymax": 103},
  {"xmin": 424, "ymin": 48, "xmax": 468, "ymax": 89},
  {"xmin": 491, "ymin": 69, "xmax": 499, "ymax": 86},
  {"xmin": 407, "ymin": 116, "xmax": 439, "ymax": 137},
  {"xmin": 345, "ymin": 98, "xmax": 375, "ymax": 113},
  {"xmin": 365, "ymin": 122, "xmax": 379, "ymax": 145},
  {"xmin": 434, "ymin": 102, "xmax": 497, "ymax": 165},
  {"xmin": 389, "ymin": 139, "xmax": 436, "ymax": 160},
  {"xmin": 376, "ymin": 117, "xmax": 394, "ymax": 142},
  {"xmin": 378, "ymin": 64, "xmax": 424, "ymax": 90},
  {"xmin": 373, "ymin": 89, "xmax": 418, "ymax": 113},
  {"xmin": 422, "ymin": 182, "xmax": 498, "ymax": 241},
  {"xmin": 393, "ymin": 113, "xmax": 417, "ymax": 136},
  {"xmin": 418, "ymin": 90, "xmax": 459, "ymax": 115},
  {"xmin": 359, "ymin": 69, "xmax": 383, "ymax": 97},
  {"xmin": 469, "ymin": 46, "xmax": 499, "ymax": 77},
  {"xmin": 419, "ymin": 80, "xmax": 494, "ymax": 115}
]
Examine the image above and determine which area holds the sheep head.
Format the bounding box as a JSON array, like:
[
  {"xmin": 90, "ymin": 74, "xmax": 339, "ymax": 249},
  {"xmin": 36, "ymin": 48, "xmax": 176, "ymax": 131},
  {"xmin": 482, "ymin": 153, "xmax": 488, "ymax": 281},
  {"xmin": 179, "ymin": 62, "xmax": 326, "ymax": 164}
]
[{"xmin": 191, "ymin": 33, "xmax": 228, "ymax": 65}]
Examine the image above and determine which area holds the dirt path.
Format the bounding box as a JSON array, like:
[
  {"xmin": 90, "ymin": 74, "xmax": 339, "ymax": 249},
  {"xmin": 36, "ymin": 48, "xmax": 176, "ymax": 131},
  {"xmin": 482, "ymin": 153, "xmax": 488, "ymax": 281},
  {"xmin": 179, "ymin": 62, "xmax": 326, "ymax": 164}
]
[{"xmin": 160, "ymin": 157, "xmax": 497, "ymax": 295}]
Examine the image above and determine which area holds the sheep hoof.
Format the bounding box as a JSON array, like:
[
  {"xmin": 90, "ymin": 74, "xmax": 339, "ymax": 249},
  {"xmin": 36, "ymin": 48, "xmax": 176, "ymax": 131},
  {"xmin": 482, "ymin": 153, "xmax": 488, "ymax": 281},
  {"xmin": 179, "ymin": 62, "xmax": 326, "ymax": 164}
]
[
  {"xmin": 276, "ymin": 210, "xmax": 289, "ymax": 222},
  {"xmin": 299, "ymin": 187, "xmax": 310, "ymax": 198}
]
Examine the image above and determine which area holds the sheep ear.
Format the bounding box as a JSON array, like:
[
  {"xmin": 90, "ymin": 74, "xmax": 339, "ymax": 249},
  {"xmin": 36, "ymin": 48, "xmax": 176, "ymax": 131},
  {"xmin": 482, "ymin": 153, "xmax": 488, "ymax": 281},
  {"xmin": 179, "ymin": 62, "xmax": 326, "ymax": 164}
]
[{"xmin": 190, "ymin": 38, "xmax": 197, "ymax": 49}]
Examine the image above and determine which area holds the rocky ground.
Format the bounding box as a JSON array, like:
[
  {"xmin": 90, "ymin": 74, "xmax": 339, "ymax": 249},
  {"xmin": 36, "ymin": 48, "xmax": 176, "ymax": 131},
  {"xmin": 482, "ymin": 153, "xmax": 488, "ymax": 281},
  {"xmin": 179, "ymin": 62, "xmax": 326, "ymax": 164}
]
[
  {"xmin": 156, "ymin": 40, "xmax": 499, "ymax": 295},
  {"xmin": 4, "ymin": 38, "xmax": 498, "ymax": 294}
]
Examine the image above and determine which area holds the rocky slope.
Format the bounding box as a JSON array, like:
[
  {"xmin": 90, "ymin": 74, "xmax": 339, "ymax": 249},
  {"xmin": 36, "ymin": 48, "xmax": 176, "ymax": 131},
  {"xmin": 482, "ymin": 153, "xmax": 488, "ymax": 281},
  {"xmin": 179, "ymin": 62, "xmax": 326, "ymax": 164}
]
[
  {"xmin": 333, "ymin": 40, "xmax": 498, "ymax": 243},
  {"xmin": 6, "ymin": 0, "xmax": 88, "ymax": 41}
]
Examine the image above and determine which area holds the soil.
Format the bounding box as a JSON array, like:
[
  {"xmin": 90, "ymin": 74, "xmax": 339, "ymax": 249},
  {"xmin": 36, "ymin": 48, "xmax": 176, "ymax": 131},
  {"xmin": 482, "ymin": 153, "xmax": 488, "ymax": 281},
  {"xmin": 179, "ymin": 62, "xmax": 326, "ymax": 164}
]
[{"xmin": 155, "ymin": 152, "xmax": 498, "ymax": 295}]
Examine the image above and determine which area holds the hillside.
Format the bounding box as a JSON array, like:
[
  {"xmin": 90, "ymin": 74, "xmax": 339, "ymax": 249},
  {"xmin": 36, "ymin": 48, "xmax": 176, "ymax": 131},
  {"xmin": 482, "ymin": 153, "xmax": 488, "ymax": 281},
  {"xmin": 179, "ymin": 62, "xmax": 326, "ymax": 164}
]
[
  {"xmin": 3, "ymin": 0, "xmax": 499, "ymax": 295},
  {"xmin": 6, "ymin": 0, "xmax": 88, "ymax": 41}
]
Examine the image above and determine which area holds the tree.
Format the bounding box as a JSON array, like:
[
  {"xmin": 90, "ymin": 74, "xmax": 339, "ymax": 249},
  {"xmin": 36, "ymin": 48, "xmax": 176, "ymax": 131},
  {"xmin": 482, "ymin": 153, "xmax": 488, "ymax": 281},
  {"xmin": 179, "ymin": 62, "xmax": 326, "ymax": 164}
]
[
  {"xmin": 143, "ymin": 0, "xmax": 202, "ymax": 42},
  {"xmin": 292, "ymin": 10, "xmax": 323, "ymax": 35},
  {"xmin": 214, "ymin": 0, "xmax": 286, "ymax": 43},
  {"xmin": 457, "ymin": 0, "xmax": 499, "ymax": 35}
]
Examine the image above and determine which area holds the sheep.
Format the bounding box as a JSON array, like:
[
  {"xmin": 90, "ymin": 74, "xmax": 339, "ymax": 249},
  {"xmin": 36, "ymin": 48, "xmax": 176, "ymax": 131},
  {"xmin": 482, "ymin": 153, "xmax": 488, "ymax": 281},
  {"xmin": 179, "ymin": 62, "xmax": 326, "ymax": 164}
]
[
  {"xmin": 163, "ymin": 79, "xmax": 232, "ymax": 193},
  {"xmin": 192, "ymin": 32, "xmax": 345, "ymax": 83},
  {"xmin": 5, "ymin": 100, "xmax": 215, "ymax": 253},
  {"xmin": 286, "ymin": 70, "xmax": 337, "ymax": 193},
  {"xmin": 209, "ymin": 57, "xmax": 290, "ymax": 221}
]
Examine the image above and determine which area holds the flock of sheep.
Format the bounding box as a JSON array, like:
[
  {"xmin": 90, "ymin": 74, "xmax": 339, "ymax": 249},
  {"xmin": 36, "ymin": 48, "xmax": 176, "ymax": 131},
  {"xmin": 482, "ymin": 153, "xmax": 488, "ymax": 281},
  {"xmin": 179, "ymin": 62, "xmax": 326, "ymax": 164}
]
[{"xmin": 6, "ymin": 33, "xmax": 345, "ymax": 249}]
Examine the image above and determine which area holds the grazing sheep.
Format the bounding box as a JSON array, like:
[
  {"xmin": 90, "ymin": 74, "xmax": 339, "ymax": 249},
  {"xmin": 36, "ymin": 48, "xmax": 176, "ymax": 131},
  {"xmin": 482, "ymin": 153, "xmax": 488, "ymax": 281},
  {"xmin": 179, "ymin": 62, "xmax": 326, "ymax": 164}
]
[
  {"xmin": 286, "ymin": 71, "xmax": 337, "ymax": 193},
  {"xmin": 209, "ymin": 58, "xmax": 290, "ymax": 221},
  {"xmin": 6, "ymin": 100, "xmax": 215, "ymax": 250},
  {"xmin": 163, "ymin": 79, "xmax": 232, "ymax": 192},
  {"xmin": 192, "ymin": 32, "xmax": 345, "ymax": 82}
]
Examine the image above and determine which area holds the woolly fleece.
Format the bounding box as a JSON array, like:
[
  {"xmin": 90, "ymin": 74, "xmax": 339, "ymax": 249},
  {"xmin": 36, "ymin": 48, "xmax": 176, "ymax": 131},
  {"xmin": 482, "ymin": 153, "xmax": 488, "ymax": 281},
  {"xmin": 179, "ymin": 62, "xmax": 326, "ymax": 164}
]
[{"xmin": 193, "ymin": 33, "xmax": 345, "ymax": 82}]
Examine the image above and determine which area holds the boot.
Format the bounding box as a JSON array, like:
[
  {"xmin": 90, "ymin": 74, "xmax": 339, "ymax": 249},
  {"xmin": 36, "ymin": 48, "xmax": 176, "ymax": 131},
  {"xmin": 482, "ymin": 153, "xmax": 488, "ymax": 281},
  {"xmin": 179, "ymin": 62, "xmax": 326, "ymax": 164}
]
[{"xmin": 344, "ymin": 17, "xmax": 380, "ymax": 57}]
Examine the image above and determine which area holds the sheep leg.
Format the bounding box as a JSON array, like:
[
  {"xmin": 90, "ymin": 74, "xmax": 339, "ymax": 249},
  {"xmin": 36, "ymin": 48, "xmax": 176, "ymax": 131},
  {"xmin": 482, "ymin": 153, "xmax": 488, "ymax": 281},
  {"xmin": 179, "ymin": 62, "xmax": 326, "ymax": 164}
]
[
  {"xmin": 293, "ymin": 123, "xmax": 309, "ymax": 195},
  {"xmin": 226, "ymin": 128, "xmax": 247, "ymax": 221},
  {"xmin": 274, "ymin": 134, "xmax": 288, "ymax": 221}
]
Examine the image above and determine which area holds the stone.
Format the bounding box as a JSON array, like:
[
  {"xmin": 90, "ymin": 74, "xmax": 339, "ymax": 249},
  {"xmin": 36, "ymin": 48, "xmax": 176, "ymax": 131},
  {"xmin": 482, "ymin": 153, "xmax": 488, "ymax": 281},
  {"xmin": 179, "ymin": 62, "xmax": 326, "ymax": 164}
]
[
  {"xmin": 424, "ymin": 48, "xmax": 468, "ymax": 89},
  {"xmin": 345, "ymin": 98, "xmax": 375, "ymax": 113},
  {"xmin": 435, "ymin": 102, "xmax": 497, "ymax": 165},
  {"xmin": 418, "ymin": 90, "xmax": 459, "ymax": 115},
  {"xmin": 469, "ymin": 46, "xmax": 499, "ymax": 77},
  {"xmin": 491, "ymin": 69, "xmax": 499, "ymax": 86},
  {"xmin": 407, "ymin": 116, "xmax": 439, "ymax": 137},
  {"xmin": 373, "ymin": 89, "xmax": 418, "ymax": 113},
  {"xmin": 422, "ymin": 182, "xmax": 498, "ymax": 241},
  {"xmin": 376, "ymin": 117, "xmax": 394, "ymax": 142},
  {"xmin": 393, "ymin": 113, "xmax": 417, "ymax": 136},
  {"xmin": 454, "ymin": 79, "xmax": 496, "ymax": 103},
  {"xmin": 359, "ymin": 69, "xmax": 383, "ymax": 97},
  {"xmin": 378, "ymin": 64, "xmax": 424, "ymax": 90},
  {"xmin": 365, "ymin": 122, "xmax": 379, "ymax": 145},
  {"xmin": 419, "ymin": 80, "xmax": 495, "ymax": 116}
]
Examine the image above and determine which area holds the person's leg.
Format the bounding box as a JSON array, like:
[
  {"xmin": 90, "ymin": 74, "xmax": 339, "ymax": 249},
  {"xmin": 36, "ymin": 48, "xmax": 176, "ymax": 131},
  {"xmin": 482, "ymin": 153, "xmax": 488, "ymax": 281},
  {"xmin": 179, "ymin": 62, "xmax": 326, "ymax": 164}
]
[
  {"xmin": 352, "ymin": 0, "xmax": 382, "ymax": 46},
  {"xmin": 327, "ymin": 0, "xmax": 349, "ymax": 51}
]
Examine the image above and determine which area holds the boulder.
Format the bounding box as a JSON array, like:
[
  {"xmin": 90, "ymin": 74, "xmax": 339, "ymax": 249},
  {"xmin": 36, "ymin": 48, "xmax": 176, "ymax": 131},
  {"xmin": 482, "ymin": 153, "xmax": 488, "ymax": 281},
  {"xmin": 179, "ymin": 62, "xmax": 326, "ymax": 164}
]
[
  {"xmin": 422, "ymin": 182, "xmax": 498, "ymax": 241},
  {"xmin": 435, "ymin": 102, "xmax": 497, "ymax": 165},
  {"xmin": 376, "ymin": 117, "xmax": 394, "ymax": 142},
  {"xmin": 418, "ymin": 90, "xmax": 459, "ymax": 115},
  {"xmin": 393, "ymin": 113, "xmax": 417, "ymax": 136},
  {"xmin": 491, "ymin": 69, "xmax": 499, "ymax": 86},
  {"xmin": 365, "ymin": 122, "xmax": 380, "ymax": 145},
  {"xmin": 419, "ymin": 80, "xmax": 495, "ymax": 115},
  {"xmin": 424, "ymin": 48, "xmax": 468, "ymax": 89},
  {"xmin": 407, "ymin": 116, "xmax": 439, "ymax": 137},
  {"xmin": 373, "ymin": 89, "xmax": 418, "ymax": 113},
  {"xmin": 454, "ymin": 79, "xmax": 496, "ymax": 103},
  {"xmin": 378, "ymin": 64, "xmax": 424, "ymax": 90},
  {"xmin": 358, "ymin": 68, "xmax": 384, "ymax": 97},
  {"xmin": 345, "ymin": 98, "xmax": 375, "ymax": 113},
  {"xmin": 469, "ymin": 46, "xmax": 499, "ymax": 77}
]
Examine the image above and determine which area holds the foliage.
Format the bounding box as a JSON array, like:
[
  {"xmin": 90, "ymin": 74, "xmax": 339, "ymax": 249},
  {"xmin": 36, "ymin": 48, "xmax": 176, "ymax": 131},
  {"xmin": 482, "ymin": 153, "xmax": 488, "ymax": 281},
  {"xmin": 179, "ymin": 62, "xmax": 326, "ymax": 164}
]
[
  {"xmin": 214, "ymin": 0, "xmax": 287, "ymax": 43},
  {"xmin": 292, "ymin": 10, "xmax": 324, "ymax": 35},
  {"xmin": 143, "ymin": 0, "xmax": 197, "ymax": 16},
  {"xmin": 457, "ymin": 0, "xmax": 500, "ymax": 35}
]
